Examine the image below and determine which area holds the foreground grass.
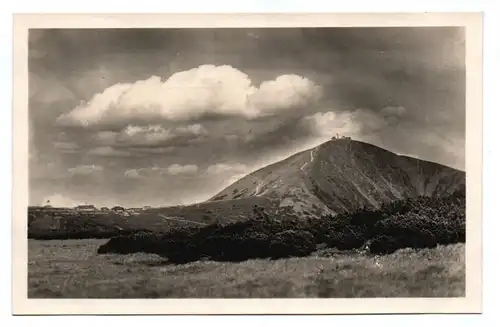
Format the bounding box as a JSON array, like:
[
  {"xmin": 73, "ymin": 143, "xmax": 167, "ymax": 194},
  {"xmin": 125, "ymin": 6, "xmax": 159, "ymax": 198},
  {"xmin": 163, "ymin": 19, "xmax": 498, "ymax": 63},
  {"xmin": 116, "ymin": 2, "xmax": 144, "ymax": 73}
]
[{"xmin": 28, "ymin": 239, "xmax": 465, "ymax": 298}]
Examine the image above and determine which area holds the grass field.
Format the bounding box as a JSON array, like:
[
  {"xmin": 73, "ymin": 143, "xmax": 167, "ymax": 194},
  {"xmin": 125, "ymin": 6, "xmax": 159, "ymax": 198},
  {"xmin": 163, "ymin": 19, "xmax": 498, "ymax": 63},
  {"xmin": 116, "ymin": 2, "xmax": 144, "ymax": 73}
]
[{"xmin": 28, "ymin": 239, "xmax": 465, "ymax": 298}]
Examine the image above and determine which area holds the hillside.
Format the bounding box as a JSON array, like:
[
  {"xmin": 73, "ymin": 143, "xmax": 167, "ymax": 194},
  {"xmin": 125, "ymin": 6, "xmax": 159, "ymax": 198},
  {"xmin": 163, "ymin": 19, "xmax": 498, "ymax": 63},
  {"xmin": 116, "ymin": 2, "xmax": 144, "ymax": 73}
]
[{"xmin": 209, "ymin": 139, "xmax": 465, "ymax": 216}]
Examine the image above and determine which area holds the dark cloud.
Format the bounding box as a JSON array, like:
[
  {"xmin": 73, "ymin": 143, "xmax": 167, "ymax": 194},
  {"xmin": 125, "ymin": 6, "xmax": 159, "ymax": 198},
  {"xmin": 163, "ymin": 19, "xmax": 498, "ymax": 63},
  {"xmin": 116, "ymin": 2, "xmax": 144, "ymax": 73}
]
[{"xmin": 28, "ymin": 27, "xmax": 465, "ymax": 207}]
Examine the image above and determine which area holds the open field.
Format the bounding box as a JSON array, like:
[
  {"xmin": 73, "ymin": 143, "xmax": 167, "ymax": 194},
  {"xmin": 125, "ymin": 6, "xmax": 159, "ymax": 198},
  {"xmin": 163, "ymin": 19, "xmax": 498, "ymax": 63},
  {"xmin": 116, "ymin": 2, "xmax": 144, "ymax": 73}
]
[{"xmin": 28, "ymin": 239, "xmax": 465, "ymax": 298}]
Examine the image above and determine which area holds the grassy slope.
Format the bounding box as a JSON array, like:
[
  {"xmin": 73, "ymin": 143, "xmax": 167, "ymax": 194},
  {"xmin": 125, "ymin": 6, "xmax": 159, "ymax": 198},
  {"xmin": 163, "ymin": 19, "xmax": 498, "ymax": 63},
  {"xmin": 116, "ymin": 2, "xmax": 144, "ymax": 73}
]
[{"xmin": 28, "ymin": 239, "xmax": 465, "ymax": 298}]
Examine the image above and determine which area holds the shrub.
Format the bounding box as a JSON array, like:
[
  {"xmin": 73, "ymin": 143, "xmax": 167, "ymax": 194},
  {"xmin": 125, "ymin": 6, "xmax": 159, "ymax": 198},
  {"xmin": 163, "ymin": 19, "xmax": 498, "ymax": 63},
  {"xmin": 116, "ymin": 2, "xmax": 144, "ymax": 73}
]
[
  {"xmin": 200, "ymin": 232, "xmax": 272, "ymax": 262},
  {"xmin": 97, "ymin": 231, "xmax": 163, "ymax": 254},
  {"xmin": 269, "ymin": 230, "xmax": 316, "ymax": 259},
  {"xmin": 325, "ymin": 226, "xmax": 368, "ymax": 250},
  {"xmin": 369, "ymin": 235, "xmax": 401, "ymax": 254},
  {"xmin": 369, "ymin": 208, "xmax": 464, "ymax": 254}
]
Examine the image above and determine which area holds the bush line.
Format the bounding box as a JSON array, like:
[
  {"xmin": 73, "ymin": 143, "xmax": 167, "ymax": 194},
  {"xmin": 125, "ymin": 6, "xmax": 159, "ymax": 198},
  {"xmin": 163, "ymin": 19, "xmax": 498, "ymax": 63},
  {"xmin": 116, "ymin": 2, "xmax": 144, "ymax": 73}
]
[{"xmin": 97, "ymin": 190, "xmax": 465, "ymax": 262}]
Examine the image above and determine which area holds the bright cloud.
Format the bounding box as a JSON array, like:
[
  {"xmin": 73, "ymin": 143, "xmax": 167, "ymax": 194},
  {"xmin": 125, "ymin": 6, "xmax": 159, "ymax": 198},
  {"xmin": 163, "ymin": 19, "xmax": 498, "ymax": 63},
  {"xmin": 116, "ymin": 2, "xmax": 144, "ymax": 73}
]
[
  {"xmin": 302, "ymin": 111, "xmax": 362, "ymax": 137},
  {"xmin": 206, "ymin": 163, "xmax": 248, "ymax": 175},
  {"xmin": 67, "ymin": 164, "xmax": 104, "ymax": 175},
  {"xmin": 381, "ymin": 106, "xmax": 406, "ymax": 117},
  {"xmin": 206, "ymin": 163, "xmax": 250, "ymax": 188},
  {"xmin": 87, "ymin": 146, "xmax": 135, "ymax": 157},
  {"xmin": 124, "ymin": 169, "xmax": 142, "ymax": 179},
  {"xmin": 91, "ymin": 123, "xmax": 207, "ymax": 149},
  {"xmin": 302, "ymin": 106, "xmax": 407, "ymax": 138},
  {"xmin": 167, "ymin": 164, "xmax": 199, "ymax": 175},
  {"xmin": 56, "ymin": 65, "xmax": 321, "ymax": 127},
  {"xmin": 53, "ymin": 141, "xmax": 80, "ymax": 152}
]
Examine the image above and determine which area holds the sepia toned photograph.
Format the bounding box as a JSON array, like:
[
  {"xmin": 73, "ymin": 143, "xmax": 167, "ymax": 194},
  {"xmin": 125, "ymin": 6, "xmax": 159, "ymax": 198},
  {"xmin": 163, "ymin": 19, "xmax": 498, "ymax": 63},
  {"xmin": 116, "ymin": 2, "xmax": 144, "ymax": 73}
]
[{"xmin": 12, "ymin": 13, "xmax": 483, "ymax": 315}]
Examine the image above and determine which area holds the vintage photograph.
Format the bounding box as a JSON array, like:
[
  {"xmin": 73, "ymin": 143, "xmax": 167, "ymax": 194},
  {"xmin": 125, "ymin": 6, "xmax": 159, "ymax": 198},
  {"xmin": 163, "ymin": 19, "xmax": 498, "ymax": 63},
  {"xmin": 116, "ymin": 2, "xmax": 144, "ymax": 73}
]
[{"xmin": 13, "ymin": 13, "xmax": 483, "ymax": 314}]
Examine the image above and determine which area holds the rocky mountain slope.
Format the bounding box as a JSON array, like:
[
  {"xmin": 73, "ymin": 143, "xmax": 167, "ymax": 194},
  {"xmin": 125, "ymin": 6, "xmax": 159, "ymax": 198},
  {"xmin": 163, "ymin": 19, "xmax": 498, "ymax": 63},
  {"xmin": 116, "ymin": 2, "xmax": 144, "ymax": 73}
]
[{"xmin": 209, "ymin": 139, "xmax": 465, "ymax": 217}]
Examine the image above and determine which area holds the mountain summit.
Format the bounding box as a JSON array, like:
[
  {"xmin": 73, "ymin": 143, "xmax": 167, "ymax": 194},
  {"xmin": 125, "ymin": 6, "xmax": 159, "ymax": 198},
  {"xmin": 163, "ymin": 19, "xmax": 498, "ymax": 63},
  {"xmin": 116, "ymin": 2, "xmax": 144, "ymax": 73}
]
[{"xmin": 209, "ymin": 139, "xmax": 465, "ymax": 217}]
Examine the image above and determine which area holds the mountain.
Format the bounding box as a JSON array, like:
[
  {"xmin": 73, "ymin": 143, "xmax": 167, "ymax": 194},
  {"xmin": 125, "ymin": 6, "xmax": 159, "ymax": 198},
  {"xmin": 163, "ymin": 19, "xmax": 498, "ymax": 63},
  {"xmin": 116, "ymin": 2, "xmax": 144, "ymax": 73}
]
[
  {"xmin": 28, "ymin": 139, "xmax": 465, "ymax": 239},
  {"xmin": 208, "ymin": 139, "xmax": 465, "ymax": 217}
]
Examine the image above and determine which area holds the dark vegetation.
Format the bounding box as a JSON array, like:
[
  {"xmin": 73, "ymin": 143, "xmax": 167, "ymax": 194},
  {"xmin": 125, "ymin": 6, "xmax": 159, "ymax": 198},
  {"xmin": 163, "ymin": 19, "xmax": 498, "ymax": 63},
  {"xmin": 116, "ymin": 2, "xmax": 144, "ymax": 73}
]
[
  {"xmin": 97, "ymin": 189, "xmax": 465, "ymax": 263},
  {"xmin": 27, "ymin": 212, "xmax": 153, "ymax": 240}
]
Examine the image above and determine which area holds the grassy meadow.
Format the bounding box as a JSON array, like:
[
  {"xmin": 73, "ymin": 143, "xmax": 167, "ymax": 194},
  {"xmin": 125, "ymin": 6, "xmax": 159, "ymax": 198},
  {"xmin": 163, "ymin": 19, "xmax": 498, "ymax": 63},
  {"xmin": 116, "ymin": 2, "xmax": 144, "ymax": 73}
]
[{"xmin": 28, "ymin": 238, "xmax": 465, "ymax": 298}]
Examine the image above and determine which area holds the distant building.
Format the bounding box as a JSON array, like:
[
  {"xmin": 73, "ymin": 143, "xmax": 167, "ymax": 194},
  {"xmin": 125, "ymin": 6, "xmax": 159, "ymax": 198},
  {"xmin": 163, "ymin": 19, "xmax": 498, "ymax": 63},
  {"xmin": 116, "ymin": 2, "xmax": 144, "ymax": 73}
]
[
  {"xmin": 75, "ymin": 204, "xmax": 97, "ymax": 212},
  {"xmin": 127, "ymin": 208, "xmax": 141, "ymax": 216},
  {"xmin": 143, "ymin": 205, "xmax": 151, "ymax": 210},
  {"xmin": 101, "ymin": 207, "xmax": 109, "ymax": 212},
  {"xmin": 111, "ymin": 206, "xmax": 126, "ymax": 213}
]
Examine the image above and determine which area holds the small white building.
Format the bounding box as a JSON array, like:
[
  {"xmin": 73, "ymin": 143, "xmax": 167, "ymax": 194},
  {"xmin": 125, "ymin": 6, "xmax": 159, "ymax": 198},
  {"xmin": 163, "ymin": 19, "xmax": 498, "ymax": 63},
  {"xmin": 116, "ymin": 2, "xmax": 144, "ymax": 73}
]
[{"xmin": 75, "ymin": 204, "xmax": 97, "ymax": 213}]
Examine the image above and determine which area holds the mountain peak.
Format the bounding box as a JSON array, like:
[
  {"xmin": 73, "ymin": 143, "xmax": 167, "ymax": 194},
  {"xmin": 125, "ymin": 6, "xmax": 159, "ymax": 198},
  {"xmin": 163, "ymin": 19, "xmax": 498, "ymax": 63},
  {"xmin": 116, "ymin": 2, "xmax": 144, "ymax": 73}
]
[{"xmin": 208, "ymin": 139, "xmax": 464, "ymax": 217}]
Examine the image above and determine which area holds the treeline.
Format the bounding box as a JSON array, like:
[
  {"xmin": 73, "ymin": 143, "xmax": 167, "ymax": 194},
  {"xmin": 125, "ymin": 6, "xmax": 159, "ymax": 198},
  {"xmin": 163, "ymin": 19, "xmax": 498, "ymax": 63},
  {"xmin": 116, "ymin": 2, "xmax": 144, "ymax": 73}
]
[{"xmin": 97, "ymin": 190, "xmax": 465, "ymax": 263}]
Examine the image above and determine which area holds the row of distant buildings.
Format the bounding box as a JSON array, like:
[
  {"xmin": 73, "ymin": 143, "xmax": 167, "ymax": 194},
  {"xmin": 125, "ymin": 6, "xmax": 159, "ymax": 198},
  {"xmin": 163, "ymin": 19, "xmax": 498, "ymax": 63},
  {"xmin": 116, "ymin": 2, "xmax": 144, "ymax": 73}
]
[{"xmin": 28, "ymin": 204, "xmax": 152, "ymax": 216}]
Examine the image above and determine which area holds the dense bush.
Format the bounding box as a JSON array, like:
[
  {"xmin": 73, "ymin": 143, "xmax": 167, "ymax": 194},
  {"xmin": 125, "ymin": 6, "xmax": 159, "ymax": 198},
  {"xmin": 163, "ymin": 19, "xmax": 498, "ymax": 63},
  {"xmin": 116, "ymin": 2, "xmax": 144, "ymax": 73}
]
[
  {"xmin": 368, "ymin": 210, "xmax": 464, "ymax": 254},
  {"xmin": 96, "ymin": 231, "xmax": 163, "ymax": 254},
  {"xmin": 270, "ymin": 230, "xmax": 316, "ymax": 259},
  {"xmin": 325, "ymin": 226, "xmax": 368, "ymax": 250},
  {"xmin": 29, "ymin": 229, "xmax": 127, "ymax": 240},
  {"xmin": 97, "ymin": 218, "xmax": 318, "ymax": 262},
  {"xmin": 95, "ymin": 190, "xmax": 465, "ymax": 262}
]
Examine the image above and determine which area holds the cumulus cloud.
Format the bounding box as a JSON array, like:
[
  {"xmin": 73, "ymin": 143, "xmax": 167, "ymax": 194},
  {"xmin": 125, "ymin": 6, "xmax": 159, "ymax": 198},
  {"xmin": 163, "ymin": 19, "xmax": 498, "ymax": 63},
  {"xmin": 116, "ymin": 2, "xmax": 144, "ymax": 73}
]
[
  {"xmin": 88, "ymin": 146, "xmax": 135, "ymax": 157},
  {"xmin": 119, "ymin": 124, "xmax": 207, "ymax": 146},
  {"xmin": 90, "ymin": 123, "xmax": 207, "ymax": 150},
  {"xmin": 56, "ymin": 65, "xmax": 321, "ymax": 127},
  {"xmin": 68, "ymin": 164, "xmax": 104, "ymax": 176},
  {"xmin": 127, "ymin": 147, "xmax": 176, "ymax": 155},
  {"xmin": 124, "ymin": 169, "xmax": 142, "ymax": 179},
  {"xmin": 53, "ymin": 141, "xmax": 80, "ymax": 153},
  {"xmin": 302, "ymin": 111, "xmax": 361, "ymax": 137},
  {"xmin": 250, "ymin": 75, "xmax": 322, "ymax": 115},
  {"xmin": 206, "ymin": 163, "xmax": 248, "ymax": 175},
  {"xmin": 167, "ymin": 164, "xmax": 199, "ymax": 175},
  {"xmin": 122, "ymin": 165, "xmax": 183, "ymax": 179},
  {"xmin": 380, "ymin": 106, "xmax": 406, "ymax": 117},
  {"xmin": 206, "ymin": 163, "xmax": 250, "ymax": 188},
  {"xmin": 301, "ymin": 106, "xmax": 407, "ymax": 139}
]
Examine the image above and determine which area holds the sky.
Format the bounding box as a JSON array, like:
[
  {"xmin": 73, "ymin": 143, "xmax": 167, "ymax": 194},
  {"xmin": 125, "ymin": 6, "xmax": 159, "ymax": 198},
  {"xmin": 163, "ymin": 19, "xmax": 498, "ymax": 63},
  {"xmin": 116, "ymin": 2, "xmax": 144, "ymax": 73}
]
[{"xmin": 28, "ymin": 27, "xmax": 466, "ymax": 208}]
